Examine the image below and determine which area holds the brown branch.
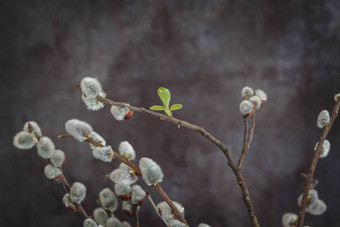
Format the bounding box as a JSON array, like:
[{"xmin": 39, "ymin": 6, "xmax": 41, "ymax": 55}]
[
  {"xmin": 237, "ymin": 113, "xmax": 256, "ymax": 168},
  {"xmin": 96, "ymin": 95, "xmax": 260, "ymax": 227},
  {"xmin": 297, "ymin": 99, "xmax": 340, "ymax": 227},
  {"xmin": 135, "ymin": 205, "xmax": 140, "ymax": 227}
]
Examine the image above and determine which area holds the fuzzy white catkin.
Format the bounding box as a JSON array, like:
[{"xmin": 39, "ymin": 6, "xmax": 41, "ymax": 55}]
[
  {"xmin": 317, "ymin": 110, "xmax": 330, "ymax": 128},
  {"xmin": 122, "ymin": 200, "xmax": 133, "ymax": 214},
  {"xmin": 139, "ymin": 157, "xmax": 164, "ymax": 186},
  {"xmin": 89, "ymin": 131, "xmax": 106, "ymax": 149},
  {"xmin": 119, "ymin": 141, "xmax": 136, "ymax": 160},
  {"xmin": 44, "ymin": 164, "xmax": 62, "ymax": 180},
  {"xmin": 82, "ymin": 94, "xmax": 105, "ymax": 111},
  {"xmin": 197, "ymin": 224, "xmax": 212, "ymax": 227},
  {"xmin": 70, "ymin": 182, "xmax": 86, "ymax": 204},
  {"xmin": 241, "ymin": 86, "xmax": 254, "ymax": 99},
  {"xmin": 239, "ymin": 100, "xmax": 254, "ymax": 115},
  {"xmin": 314, "ymin": 140, "xmax": 331, "ymax": 158},
  {"xmin": 308, "ymin": 199, "xmax": 327, "ymax": 215},
  {"xmin": 65, "ymin": 119, "xmax": 93, "ymax": 142},
  {"xmin": 297, "ymin": 189, "xmax": 318, "ymax": 212},
  {"xmin": 83, "ymin": 218, "xmax": 98, "ymax": 227},
  {"xmin": 110, "ymin": 168, "xmax": 138, "ymax": 185},
  {"xmin": 248, "ymin": 95, "xmax": 261, "ymax": 110},
  {"xmin": 99, "ymin": 188, "xmax": 118, "ymax": 212},
  {"xmin": 106, "ymin": 217, "xmax": 123, "ymax": 227},
  {"xmin": 13, "ymin": 131, "xmax": 37, "ymax": 150},
  {"xmin": 131, "ymin": 185, "xmax": 146, "ymax": 205},
  {"xmin": 281, "ymin": 213, "xmax": 298, "ymax": 227},
  {"xmin": 168, "ymin": 220, "xmax": 186, "ymax": 227},
  {"xmin": 334, "ymin": 93, "xmax": 340, "ymax": 102},
  {"xmin": 114, "ymin": 183, "xmax": 132, "ymax": 197},
  {"xmin": 156, "ymin": 201, "xmax": 185, "ymax": 221},
  {"xmin": 62, "ymin": 193, "xmax": 76, "ymax": 209},
  {"xmin": 92, "ymin": 146, "xmax": 113, "ymax": 162},
  {"xmin": 23, "ymin": 121, "xmax": 42, "ymax": 138},
  {"xmin": 50, "ymin": 149, "xmax": 65, "ymax": 167},
  {"xmin": 255, "ymin": 89, "xmax": 268, "ymax": 102},
  {"xmin": 110, "ymin": 105, "xmax": 130, "ymax": 121},
  {"xmin": 37, "ymin": 137, "xmax": 55, "ymax": 159},
  {"xmin": 80, "ymin": 77, "xmax": 103, "ymax": 98},
  {"xmin": 93, "ymin": 207, "xmax": 108, "ymax": 226}
]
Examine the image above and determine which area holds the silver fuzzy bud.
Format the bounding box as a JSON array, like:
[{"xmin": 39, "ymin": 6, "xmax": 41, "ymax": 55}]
[
  {"xmin": 44, "ymin": 164, "xmax": 62, "ymax": 180},
  {"xmin": 80, "ymin": 77, "xmax": 103, "ymax": 98},
  {"xmin": 109, "ymin": 168, "xmax": 138, "ymax": 185},
  {"xmin": 139, "ymin": 157, "xmax": 164, "ymax": 186},
  {"xmin": 241, "ymin": 86, "xmax": 254, "ymax": 99},
  {"xmin": 89, "ymin": 131, "xmax": 106, "ymax": 149},
  {"xmin": 99, "ymin": 188, "xmax": 118, "ymax": 212},
  {"xmin": 65, "ymin": 119, "xmax": 93, "ymax": 142},
  {"xmin": 70, "ymin": 182, "xmax": 86, "ymax": 204},
  {"xmin": 131, "ymin": 185, "xmax": 146, "ymax": 205},
  {"xmin": 93, "ymin": 207, "xmax": 108, "ymax": 226},
  {"xmin": 83, "ymin": 218, "xmax": 98, "ymax": 227},
  {"xmin": 281, "ymin": 213, "xmax": 298, "ymax": 227},
  {"xmin": 13, "ymin": 131, "xmax": 37, "ymax": 150},
  {"xmin": 156, "ymin": 201, "xmax": 184, "ymax": 221},
  {"xmin": 110, "ymin": 105, "xmax": 130, "ymax": 121},
  {"xmin": 118, "ymin": 141, "xmax": 136, "ymax": 161},
  {"xmin": 92, "ymin": 146, "xmax": 113, "ymax": 162},
  {"xmin": 50, "ymin": 149, "xmax": 65, "ymax": 167},
  {"xmin": 23, "ymin": 121, "xmax": 42, "ymax": 138},
  {"xmin": 317, "ymin": 110, "xmax": 330, "ymax": 128},
  {"xmin": 37, "ymin": 137, "xmax": 55, "ymax": 159}
]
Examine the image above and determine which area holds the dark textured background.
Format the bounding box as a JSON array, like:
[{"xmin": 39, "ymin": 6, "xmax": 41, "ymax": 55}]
[{"xmin": 1, "ymin": 0, "xmax": 340, "ymax": 226}]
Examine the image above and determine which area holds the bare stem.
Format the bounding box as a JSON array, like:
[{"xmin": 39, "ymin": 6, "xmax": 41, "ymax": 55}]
[
  {"xmin": 96, "ymin": 95, "xmax": 260, "ymax": 227},
  {"xmin": 297, "ymin": 99, "xmax": 340, "ymax": 227},
  {"xmin": 135, "ymin": 206, "xmax": 140, "ymax": 227}
]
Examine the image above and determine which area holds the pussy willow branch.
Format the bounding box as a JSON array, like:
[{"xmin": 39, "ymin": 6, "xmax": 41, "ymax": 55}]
[
  {"xmin": 238, "ymin": 114, "xmax": 256, "ymax": 168},
  {"xmin": 29, "ymin": 129, "xmax": 90, "ymax": 219},
  {"xmin": 96, "ymin": 95, "xmax": 260, "ymax": 227},
  {"xmin": 60, "ymin": 134, "xmax": 188, "ymax": 226},
  {"xmin": 297, "ymin": 99, "xmax": 340, "ymax": 227}
]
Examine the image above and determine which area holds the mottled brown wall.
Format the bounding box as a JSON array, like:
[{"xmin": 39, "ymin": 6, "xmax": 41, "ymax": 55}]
[{"xmin": 1, "ymin": 0, "xmax": 340, "ymax": 226}]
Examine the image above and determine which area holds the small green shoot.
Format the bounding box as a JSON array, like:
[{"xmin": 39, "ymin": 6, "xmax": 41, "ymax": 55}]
[{"xmin": 150, "ymin": 87, "xmax": 183, "ymax": 116}]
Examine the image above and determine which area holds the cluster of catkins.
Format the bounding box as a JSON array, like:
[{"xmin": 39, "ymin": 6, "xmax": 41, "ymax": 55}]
[
  {"xmin": 239, "ymin": 86, "xmax": 267, "ymax": 116},
  {"xmin": 280, "ymin": 93, "xmax": 340, "ymax": 227},
  {"xmin": 13, "ymin": 121, "xmax": 87, "ymax": 212}
]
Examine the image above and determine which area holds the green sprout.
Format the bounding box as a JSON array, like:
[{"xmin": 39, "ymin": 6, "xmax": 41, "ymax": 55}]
[{"xmin": 149, "ymin": 87, "xmax": 183, "ymax": 117}]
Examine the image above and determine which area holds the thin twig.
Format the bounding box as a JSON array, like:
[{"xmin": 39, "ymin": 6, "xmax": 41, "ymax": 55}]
[
  {"xmin": 96, "ymin": 95, "xmax": 260, "ymax": 227},
  {"xmin": 238, "ymin": 113, "xmax": 256, "ymax": 168},
  {"xmin": 146, "ymin": 192, "xmax": 169, "ymax": 226},
  {"xmin": 297, "ymin": 99, "xmax": 340, "ymax": 227}
]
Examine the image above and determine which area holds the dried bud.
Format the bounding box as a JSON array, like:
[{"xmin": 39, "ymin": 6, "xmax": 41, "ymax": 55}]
[
  {"xmin": 62, "ymin": 193, "xmax": 76, "ymax": 212},
  {"xmin": 106, "ymin": 217, "xmax": 123, "ymax": 227},
  {"xmin": 114, "ymin": 183, "xmax": 132, "ymax": 200},
  {"xmin": 156, "ymin": 201, "xmax": 184, "ymax": 221},
  {"xmin": 50, "ymin": 149, "xmax": 66, "ymax": 167},
  {"xmin": 122, "ymin": 200, "xmax": 133, "ymax": 216},
  {"xmin": 110, "ymin": 105, "xmax": 131, "ymax": 121},
  {"xmin": 83, "ymin": 218, "xmax": 98, "ymax": 227},
  {"xmin": 239, "ymin": 100, "xmax": 254, "ymax": 116},
  {"xmin": 317, "ymin": 110, "xmax": 330, "ymax": 128},
  {"xmin": 93, "ymin": 207, "xmax": 108, "ymax": 226},
  {"xmin": 70, "ymin": 182, "xmax": 86, "ymax": 204},
  {"xmin": 308, "ymin": 199, "xmax": 327, "ymax": 215},
  {"xmin": 297, "ymin": 189, "xmax": 318, "ymax": 213},
  {"xmin": 110, "ymin": 168, "xmax": 138, "ymax": 185},
  {"xmin": 197, "ymin": 224, "xmax": 212, "ymax": 227},
  {"xmin": 334, "ymin": 93, "xmax": 340, "ymax": 102},
  {"xmin": 241, "ymin": 86, "xmax": 254, "ymax": 99},
  {"xmin": 99, "ymin": 188, "xmax": 118, "ymax": 212},
  {"xmin": 37, "ymin": 137, "xmax": 55, "ymax": 159},
  {"xmin": 65, "ymin": 119, "xmax": 93, "ymax": 142},
  {"xmin": 281, "ymin": 213, "xmax": 298, "ymax": 227},
  {"xmin": 119, "ymin": 141, "xmax": 136, "ymax": 161},
  {"xmin": 92, "ymin": 146, "xmax": 114, "ymax": 162},
  {"xmin": 249, "ymin": 96, "xmax": 261, "ymax": 110},
  {"xmin": 314, "ymin": 140, "xmax": 331, "ymax": 158},
  {"xmin": 80, "ymin": 77, "xmax": 103, "ymax": 98},
  {"xmin": 139, "ymin": 157, "xmax": 164, "ymax": 186},
  {"xmin": 124, "ymin": 109, "xmax": 134, "ymax": 120},
  {"xmin": 23, "ymin": 121, "xmax": 42, "ymax": 138},
  {"xmin": 13, "ymin": 131, "xmax": 37, "ymax": 150},
  {"xmin": 255, "ymin": 89, "xmax": 268, "ymax": 103},
  {"xmin": 168, "ymin": 220, "xmax": 186, "ymax": 227},
  {"xmin": 44, "ymin": 164, "xmax": 62, "ymax": 180},
  {"xmin": 89, "ymin": 131, "xmax": 106, "ymax": 149},
  {"xmin": 131, "ymin": 185, "xmax": 146, "ymax": 205}
]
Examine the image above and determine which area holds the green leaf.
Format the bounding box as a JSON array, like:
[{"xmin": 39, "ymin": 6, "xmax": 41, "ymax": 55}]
[
  {"xmin": 170, "ymin": 104, "xmax": 183, "ymax": 111},
  {"xmin": 157, "ymin": 87, "xmax": 171, "ymax": 109},
  {"xmin": 150, "ymin": 105, "xmax": 165, "ymax": 111}
]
